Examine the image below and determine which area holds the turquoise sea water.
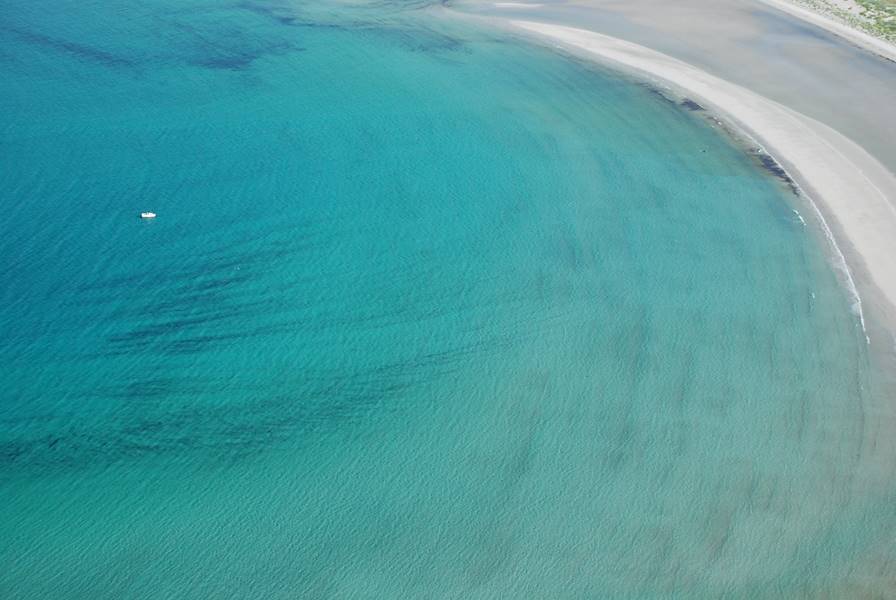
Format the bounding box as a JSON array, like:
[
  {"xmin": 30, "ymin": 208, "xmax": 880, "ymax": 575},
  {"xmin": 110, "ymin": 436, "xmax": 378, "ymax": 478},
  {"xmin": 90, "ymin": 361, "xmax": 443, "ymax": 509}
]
[{"xmin": 2, "ymin": 0, "xmax": 895, "ymax": 597}]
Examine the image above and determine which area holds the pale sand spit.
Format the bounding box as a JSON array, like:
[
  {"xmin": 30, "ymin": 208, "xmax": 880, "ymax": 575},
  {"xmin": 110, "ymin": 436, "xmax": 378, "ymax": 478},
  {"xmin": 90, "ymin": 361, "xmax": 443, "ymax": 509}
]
[{"xmin": 505, "ymin": 20, "xmax": 896, "ymax": 340}]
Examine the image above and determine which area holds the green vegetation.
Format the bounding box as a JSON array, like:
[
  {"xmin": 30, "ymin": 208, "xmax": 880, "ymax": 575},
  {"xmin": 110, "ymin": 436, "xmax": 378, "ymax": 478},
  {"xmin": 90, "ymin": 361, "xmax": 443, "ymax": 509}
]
[
  {"xmin": 856, "ymin": 0, "xmax": 896, "ymax": 39},
  {"xmin": 795, "ymin": 0, "xmax": 896, "ymax": 43}
]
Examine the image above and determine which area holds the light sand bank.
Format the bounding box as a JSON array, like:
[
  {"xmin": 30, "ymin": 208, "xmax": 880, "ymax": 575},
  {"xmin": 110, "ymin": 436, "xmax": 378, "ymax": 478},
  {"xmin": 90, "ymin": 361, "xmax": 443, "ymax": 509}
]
[
  {"xmin": 453, "ymin": 0, "xmax": 896, "ymax": 178},
  {"xmin": 503, "ymin": 20, "xmax": 896, "ymax": 340}
]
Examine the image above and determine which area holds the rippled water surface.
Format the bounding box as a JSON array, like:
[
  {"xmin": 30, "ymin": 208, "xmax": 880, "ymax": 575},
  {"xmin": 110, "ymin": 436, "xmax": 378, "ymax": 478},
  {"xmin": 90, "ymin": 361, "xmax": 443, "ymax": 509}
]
[{"xmin": 1, "ymin": 0, "xmax": 894, "ymax": 597}]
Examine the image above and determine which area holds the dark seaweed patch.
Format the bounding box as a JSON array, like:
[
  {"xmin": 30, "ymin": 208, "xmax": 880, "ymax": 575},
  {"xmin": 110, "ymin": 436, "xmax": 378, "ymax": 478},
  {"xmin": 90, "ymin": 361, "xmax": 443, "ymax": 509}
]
[
  {"xmin": 642, "ymin": 83, "xmax": 676, "ymax": 105},
  {"xmin": 2, "ymin": 26, "xmax": 134, "ymax": 68},
  {"xmin": 3, "ymin": 214, "xmax": 514, "ymax": 473},
  {"xmin": 162, "ymin": 17, "xmax": 301, "ymax": 71},
  {"xmin": 360, "ymin": 23, "xmax": 466, "ymax": 54},
  {"xmin": 197, "ymin": 54, "xmax": 258, "ymax": 70},
  {"xmin": 0, "ymin": 339, "xmax": 479, "ymax": 472},
  {"xmin": 236, "ymin": 1, "xmax": 299, "ymax": 26},
  {"xmin": 191, "ymin": 40, "xmax": 299, "ymax": 71},
  {"xmin": 758, "ymin": 153, "xmax": 788, "ymax": 180},
  {"xmin": 756, "ymin": 152, "xmax": 800, "ymax": 195}
]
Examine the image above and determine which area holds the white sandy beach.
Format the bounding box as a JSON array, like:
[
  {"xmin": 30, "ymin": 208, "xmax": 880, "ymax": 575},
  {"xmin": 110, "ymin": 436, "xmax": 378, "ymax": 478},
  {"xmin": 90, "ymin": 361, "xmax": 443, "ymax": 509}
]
[
  {"xmin": 508, "ymin": 20, "xmax": 896, "ymax": 339},
  {"xmin": 450, "ymin": 0, "xmax": 896, "ymax": 342}
]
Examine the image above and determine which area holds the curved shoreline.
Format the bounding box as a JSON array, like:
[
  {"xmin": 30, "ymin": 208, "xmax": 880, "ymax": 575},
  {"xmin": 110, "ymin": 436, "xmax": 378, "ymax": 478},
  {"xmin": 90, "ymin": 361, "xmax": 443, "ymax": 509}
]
[
  {"xmin": 459, "ymin": 15, "xmax": 896, "ymax": 343},
  {"xmin": 758, "ymin": 0, "xmax": 896, "ymax": 63}
]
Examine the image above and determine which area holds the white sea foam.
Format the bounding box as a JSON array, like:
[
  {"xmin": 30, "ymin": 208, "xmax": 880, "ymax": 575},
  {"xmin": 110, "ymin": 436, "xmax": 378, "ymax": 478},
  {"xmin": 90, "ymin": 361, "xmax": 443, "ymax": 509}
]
[{"xmin": 749, "ymin": 139, "xmax": 870, "ymax": 343}]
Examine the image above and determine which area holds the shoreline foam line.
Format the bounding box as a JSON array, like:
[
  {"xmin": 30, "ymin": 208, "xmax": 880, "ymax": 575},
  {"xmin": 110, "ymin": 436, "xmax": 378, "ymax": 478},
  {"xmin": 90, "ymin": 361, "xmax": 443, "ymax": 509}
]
[
  {"xmin": 741, "ymin": 132, "xmax": 870, "ymax": 343},
  {"xmin": 498, "ymin": 20, "xmax": 896, "ymax": 342}
]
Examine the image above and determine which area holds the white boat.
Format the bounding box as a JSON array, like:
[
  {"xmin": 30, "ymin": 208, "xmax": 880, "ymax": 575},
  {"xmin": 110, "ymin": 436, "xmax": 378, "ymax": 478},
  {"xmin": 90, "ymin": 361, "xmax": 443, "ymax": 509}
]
[{"xmin": 140, "ymin": 212, "xmax": 157, "ymax": 219}]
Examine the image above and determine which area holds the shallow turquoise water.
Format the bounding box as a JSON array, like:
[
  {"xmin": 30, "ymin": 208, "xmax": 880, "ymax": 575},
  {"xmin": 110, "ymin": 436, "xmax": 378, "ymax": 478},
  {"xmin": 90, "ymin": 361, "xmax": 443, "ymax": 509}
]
[{"xmin": 2, "ymin": 0, "xmax": 895, "ymax": 597}]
